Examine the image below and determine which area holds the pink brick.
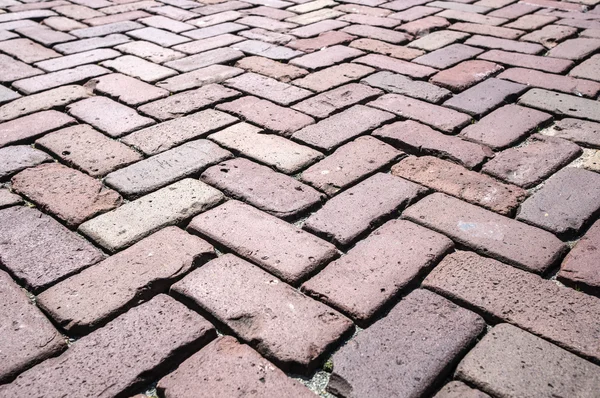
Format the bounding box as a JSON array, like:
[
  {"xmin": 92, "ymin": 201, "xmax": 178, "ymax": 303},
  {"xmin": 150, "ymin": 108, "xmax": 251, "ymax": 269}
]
[
  {"xmin": 478, "ymin": 49, "xmax": 573, "ymax": 73},
  {"xmin": 349, "ymin": 38, "xmax": 425, "ymax": 60},
  {"xmin": 342, "ymin": 24, "xmax": 411, "ymax": 44},
  {"xmin": 292, "ymin": 83, "xmax": 382, "ymax": 119},
  {"xmin": 0, "ymin": 110, "xmax": 74, "ymax": 148},
  {"xmin": 413, "ymin": 43, "xmax": 483, "ymax": 69},
  {"xmin": 235, "ymin": 56, "xmax": 308, "ymax": 82},
  {"xmin": 354, "ymin": 53, "xmax": 437, "ymax": 78},
  {"xmin": 292, "ymin": 63, "xmax": 375, "ymax": 92},
  {"xmin": 464, "ymin": 34, "xmax": 545, "ymax": 54},
  {"xmin": 498, "ymin": 67, "xmax": 600, "ymax": 98},
  {"xmin": 290, "ymin": 45, "xmax": 364, "ymax": 70},
  {"xmin": 287, "ymin": 30, "xmax": 356, "ymax": 52},
  {"xmin": 430, "ymin": 60, "xmax": 504, "ymax": 92},
  {"xmin": 449, "ymin": 22, "xmax": 524, "ymax": 39},
  {"xmin": 224, "ymin": 72, "xmax": 311, "ymax": 106}
]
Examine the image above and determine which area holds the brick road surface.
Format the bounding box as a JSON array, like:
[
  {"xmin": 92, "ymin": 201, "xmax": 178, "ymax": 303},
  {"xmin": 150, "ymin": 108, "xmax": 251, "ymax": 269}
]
[{"xmin": 0, "ymin": 0, "xmax": 599, "ymax": 395}]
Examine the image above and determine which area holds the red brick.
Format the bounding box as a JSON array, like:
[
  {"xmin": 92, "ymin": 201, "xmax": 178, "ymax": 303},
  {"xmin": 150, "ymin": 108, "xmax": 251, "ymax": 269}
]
[
  {"xmin": 171, "ymin": 254, "xmax": 352, "ymax": 372},
  {"xmin": 363, "ymin": 71, "xmax": 451, "ymax": 103},
  {"xmin": 210, "ymin": 123, "xmax": 323, "ymax": 174},
  {"xmin": 164, "ymin": 47, "xmax": 244, "ymax": 73},
  {"xmin": 430, "ymin": 60, "xmax": 503, "ymax": 92},
  {"xmin": 460, "ymin": 104, "xmax": 552, "ymax": 150},
  {"xmin": 224, "ymin": 72, "xmax": 311, "ymax": 106},
  {"xmin": 404, "ymin": 193, "xmax": 566, "ymax": 273},
  {"xmin": 423, "ymin": 251, "xmax": 600, "ymax": 362},
  {"xmin": 289, "ymin": 20, "xmax": 349, "ymax": 38},
  {"xmin": 443, "ymin": 78, "xmax": 527, "ymax": 117},
  {"xmin": 504, "ymin": 14, "xmax": 557, "ymax": 30},
  {"xmin": 328, "ymin": 289, "xmax": 485, "ymax": 398},
  {"xmin": 349, "ymin": 38, "xmax": 425, "ymax": 59},
  {"xmin": 437, "ymin": 9, "xmax": 508, "ymax": 25},
  {"xmin": 480, "ymin": 49, "xmax": 574, "ymax": 73},
  {"xmin": 86, "ymin": 73, "xmax": 169, "ymax": 105},
  {"xmin": 0, "ymin": 54, "xmax": 43, "ymax": 83},
  {"xmin": 217, "ymin": 96, "xmax": 314, "ymax": 136},
  {"xmin": 0, "ymin": 38, "xmax": 60, "ymax": 63},
  {"xmin": 0, "ymin": 206, "xmax": 104, "ymax": 292},
  {"xmin": 569, "ymin": 54, "xmax": 600, "ymax": 82},
  {"xmin": 542, "ymin": 118, "xmax": 600, "ymax": 148},
  {"xmin": 449, "ymin": 22, "xmax": 524, "ymax": 39},
  {"xmin": 0, "ymin": 110, "xmax": 74, "ymax": 148},
  {"xmin": 174, "ymin": 33, "xmax": 244, "ymax": 54},
  {"xmin": 15, "ymin": 25, "xmax": 76, "ymax": 46},
  {"xmin": 54, "ymin": 34, "xmax": 132, "ymax": 54},
  {"xmin": 34, "ymin": 48, "xmax": 120, "ymax": 72},
  {"xmin": 558, "ymin": 220, "xmax": 600, "ymax": 293},
  {"xmin": 482, "ymin": 134, "xmax": 582, "ymax": 187},
  {"xmin": 37, "ymin": 227, "xmax": 213, "ymax": 333},
  {"xmin": 433, "ymin": 381, "xmax": 491, "ymax": 398},
  {"xmin": 0, "ymin": 145, "xmax": 52, "ymax": 180},
  {"xmin": 519, "ymin": 24, "xmax": 577, "ymax": 47},
  {"xmin": 182, "ymin": 22, "xmax": 247, "ymax": 39},
  {"xmin": 369, "ymin": 94, "xmax": 472, "ymax": 133},
  {"xmin": 290, "ymin": 45, "xmax": 363, "ymax": 70},
  {"xmin": 201, "ymin": 158, "xmax": 324, "ymax": 219},
  {"xmin": 413, "ymin": 43, "xmax": 483, "ymax": 69},
  {"xmin": 382, "ymin": 0, "xmax": 430, "ymax": 11},
  {"xmin": 487, "ymin": 2, "xmax": 538, "ymax": 17},
  {"xmin": 429, "ymin": 1, "xmax": 491, "ymax": 13},
  {"xmin": 519, "ymin": 89, "xmax": 600, "ymax": 123},
  {"xmin": 408, "ymin": 30, "xmax": 470, "ymax": 51},
  {"xmin": 519, "ymin": 0, "xmax": 585, "ymax": 10},
  {"xmin": 0, "ymin": 295, "xmax": 215, "ymax": 398},
  {"xmin": 300, "ymin": 136, "xmax": 400, "ymax": 196},
  {"xmin": 101, "ymin": 54, "xmax": 177, "ymax": 82},
  {"xmin": 287, "ymin": 30, "xmax": 356, "ymax": 52},
  {"xmin": 499, "ymin": 67, "xmax": 600, "ymax": 98},
  {"xmin": 292, "ymin": 63, "xmax": 374, "ymax": 92},
  {"xmin": 464, "ymin": 34, "xmax": 545, "ymax": 54},
  {"xmin": 293, "ymin": 83, "xmax": 383, "ymax": 119},
  {"xmin": 342, "ymin": 24, "xmax": 411, "ymax": 44},
  {"xmin": 115, "ymin": 40, "xmax": 185, "ymax": 63},
  {"xmin": 236, "ymin": 56, "xmax": 308, "ymax": 82},
  {"xmin": 12, "ymin": 65, "xmax": 109, "ymax": 95},
  {"xmin": 397, "ymin": 16, "xmax": 450, "ymax": 36},
  {"xmin": 156, "ymin": 64, "xmax": 243, "ymax": 93}
]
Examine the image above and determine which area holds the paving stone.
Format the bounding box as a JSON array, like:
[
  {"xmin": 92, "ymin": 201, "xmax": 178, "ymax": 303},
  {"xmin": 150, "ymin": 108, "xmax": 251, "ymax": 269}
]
[
  {"xmin": 292, "ymin": 63, "xmax": 374, "ymax": 92},
  {"xmin": 504, "ymin": 14, "xmax": 557, "ymax": 30},
  {"xmin": 369, "ymin": 94, "xmax": 471, "ymax": 133},
  {"xmin": 0, "ymin": 38, "xmax": 60, "ymax": 63},
  {"xmin": 545, "ymin": 37, "xmax": 600, "ymax": 61},
  {"xmin": 558, "ymin": 219, "xmax": 600, "ymax": 293},
  {"xmin": 569, "ymin": 54, "xmax": 600, "ymax": 82},
  {"xmin": 327, "ymin": 289, "xmax": 485, "ymax": 398},
  {"xmin": 115, "ymin": 40, "xmax": 185, "ymax": 63},
  {"xmin": 338, "ymin": 12, "xmax": 400, "ymax": 28},
  {"xmin": 437, "ymin": 9, "xmax": 508, "ymax": 25},
  {"xmin": 0, "ymin": 145, "xmax": 52, "ymax": 181},
  {"xmin": 464, "ymin": 35, "xmax": 545, "ymax": 55},
  {"xmin": 37, "ymin": 227, "xmax": 214, "ymax": 333},
  {"xmin": 403, "ymin": 193, "xmax": 566, "ymax": 273},
  {"xmin": 79, "ymin": 178, "xmax": 223, "ymax": 252},
  {"xmin": 0, "ymin": 189, "xmax": 22, "ymax": 209},
  {"xmin": 164, "ymin": 47, "xmax": 244, "ymax": 73},
  {"xmin": 286, "ymin": 31, "xmax": 355, "ymax": 52},
  {"xmin": 105, "ymin": 139, "xmax": 231, "ymax": 198},
  {"xmin": 138, "ymin": 83, "xmax": 240, "ymax": 121},
  {"xmin": 519, "ymin": 89, "xmax": 600, "ymax": 123},
  {"xmin": 237, "ymin": 15, "xmax": 296, "ymax": 30},
  {"xmin": 394, "ymin": 156, "xmax": 527, "ymax": 215},
  {"xmin": 34, "ymin": 49, "xmax": 120, "ymax": 72},
  {"xmin": 482, "ymin": 134, "xmax": 582, "ymax": 188},
  {"xmin": 189, "ymin": 10, "xmax": 244, "ymax": 27},
  {"xmin": 290, "ymin": 45, "xmax": 363, "ymax": 70},
  {"xmin": 83, "ymin": 10, "xmax": 150, "ymax": 26},
  {"xmin": 0, "ymin": 54, "xmax": 43, "ymax": 83},
  {"xmin": 194, "ymin": 1, "xmax": 251, "ymax": 15},
  {"xmin": 433, "ymin": 381, "xmax": 491, "ymax": 398},
  {"xmin": 0, "ymin": 85, "xmax": 91, "ymax": 122},
  {"xmin": 286, "ymin": 8, "xmax": 343, "ymax": 25},
  {"xmin": 397, "ymin": 16, "xmax": 450, "ymax": 36},
  {"xmin": 236, "ymin": 56, "xmax": 307, "ymax": 82},
  {"xmin": 239, "ymin": 27, "xmax": 295, "ymax": 43},
  {"xmin": 174, "ymin": 33, "xmax": 244, "ymax": 54},
  {"xmin": 13, "ymin": 64, "xmax": 109, "ymax": 95},
  {"xmin": 224, "ymin": 72, "xmax": 311, "ymax": 106},
  {"xmin": 157, "ymin": 64, "xmax": 243, "ymax": 93},
  {"xmin": 99, "ymin": 1, "xmax": 162, "ymax": 15},
  {"xmin": 289, "ymin": 20, "xmax": 349, "ymax": 38},
  {"xmin": 183, "ymin": 22, "xmax": 246, "ymax": 39},
  {"xmin": 0, "ymin": 10, "xmax": 56, "ymax": 23},
  {"xmin": 209, "ymin": 122, "xmax": 323, "ymax": 174},
  {"xmin": 386, "ymin": 5, "xmax": 436, "ymax": 20},
  {"xmin": 429, "ymin": 60, "xmax": 503, "ymax": 93},
  {"xmin": 217, "ymin": 96, "xmax": 314, "ymax": 136},
  {"xmin": 0, "ymin": 269, "xmax": 66, "ymax": 383},
  {"xmin": 431, "ymin": 1, "xmax": 492, "ymax": 13},
  {"xmin": 70, "ymin": 21, "xmax": 144, "ymax": 38},
  {"xmin": 499, "ymin": 67, "xmax": 600, "ymax": 98},
  {"xmin": 201, "ymin": 157, "xmax": 323, "ymax": 219},
  {"xmin": 408, "ymin": 30, "xmax": 469, "ymax": 51},
  {"xmin": 542, "ymin": 118, "xmax": 600, "ymax": 148},
  {"xmin": 54, "ymin": 4, "xmax": 103, "ymax": 19},
  {"xmin": 152, "ymin": 4, "xmax": 198, "ymax": 20},
  {"xmin": 54, "ymin": 34, "xmax": 132, "ymax": 54},
  {"xmin": 14, "ymin": 25, "xmax": 75, "ymax": 46},
  {"xmin": 382, "ymin": 0, "xmax": 433, "ymax": 11},
  {"xmin": 0, "ymin": 295, "xmax": 216, "ymax": 398},
  {"xmin": 0, "ymin": 206, "xmax": 104, "ymax": 292},
  {"xmin": 443, "ymin": 78, "xmax": 527, "ymax": 117},
  {"xmin": 292, "ymin": 83, "xmax": 382, "ymax": 119},
  {"xmin": 456, "ymin": 324, "xmax": 600, "ymax": 398},
  {"xmin": 520, "ymin": 24, "xmax": 578, "ymax": 48},
  {"xmin": 349, "ymin": 38, "xmax": 425, "ymax": 60},
  {"xmin": 461, "ymin": 104, "xmax": 552, "ymax": 150},
  {"xmin": 0, "ymin": 110, "xmax": 74, "ymax": 148},
  {"xmin": 479, "ymin": 49, "xmax": 573, "ymax": 73},
  {"xmin": 374, "ymin": 121, "xmax": 493, "ymax": 169},
  {"xmin": 86, "ymin": 73, "xmax": 168, "ymax": 106},
  {"xmin": 140, "ymin": 15, "xmax": 195, "ymax": 32},
  {"xmin": 449, "ymin": 22, "xmax": 524, "ymax": 39},
  {"xmin": 127, "ymin": 27, "xmax": 191, "ymax": 47},
  {"xmin": 101, "ymin": 54, "xmax": 177, "ymax": 82},
  {"xmin": 342, "ymin": 24, "xmax": 410, "ymax": 44},
  {"xmin": 363, "ymin": 71, "xmax": 451, "ymax": 103},
  {"xmin": 424, "ymin": 250, "xmax": 599, "ymax": 362}
]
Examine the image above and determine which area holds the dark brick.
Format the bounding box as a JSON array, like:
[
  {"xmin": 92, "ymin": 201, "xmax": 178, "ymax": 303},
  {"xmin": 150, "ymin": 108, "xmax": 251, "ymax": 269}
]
[
  {"xmin": 518, "ymin": 89, "xmax": 600, "ymax": 123},
  {"xmin": 0, "ymin": 145, "xmax": 52, "ymax": 180},
  {"xmin": 429, "ymin": 60, "xmax": 504, "ymax": 92},
  {"xmin": 224, "ymin": 72, "xmax": 311, "ymax": 106},
  {"xmin": 292, "ymin": 83, "xmax": 382, "ymax": 119},
  {"xmin": 363, "ymin": 71, "xmax": 451, "ymax": 103},
  {"xmin": 542, "ymin": 118, "xmax": 600, "ymax": 148},
  {"xmin": 328, "ymin": 289, "xmax": 485, "ymax": 398},
  {"xmin": 413, "ymin": 43, "xmax": 483, "ymax": 69},
  {"xmin": 354, "ymin": 53, "xmax": 437, "ymax": 79},
  {"xmin": 498, "ymin": 67, "xmax": 600, "ymax": 98},
  {"xmin": 0, "ymin": 110, "xmax": 74, "ymax": 148},
  {"xmin": 443, "ymin": 78, "xmax": 527, "ymax": 117},
  {"xmin": 558, "ymin": 220, "xmax": 600, "ymax": 293},
  {"xmin": 433, "ymin": 381, "xmax": 491, "ymax": 398},
  {"xmin": 292, "ymin": 63, "xmax": 374, "ymax": 92},
  {"xmin": 403, "ymin": 193, "xmax": 566, "ymax": 273}
]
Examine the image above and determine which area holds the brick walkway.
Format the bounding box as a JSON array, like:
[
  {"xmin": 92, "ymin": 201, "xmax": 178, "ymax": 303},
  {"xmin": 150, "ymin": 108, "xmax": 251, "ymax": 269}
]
[{"xmin": 1, "ymin": 0, "xmax": 600, "ymax": 395}]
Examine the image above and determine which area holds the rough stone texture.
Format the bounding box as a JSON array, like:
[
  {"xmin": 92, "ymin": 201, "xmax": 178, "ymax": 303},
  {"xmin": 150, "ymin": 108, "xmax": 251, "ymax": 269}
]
[
  {"xmin": 0, "ymin": 54, "xmax": 43, "ymax": 83},
  {"xmin": 11, "ymin": 163, "xmax": 122, "ymax": 227},
  {"xmin": 224, "ymin": 72, "xmax": 311, "ymax": 106},
  {"xmin": 443, "ymin": 78, "xmax": 527, "ymax": 117},
  {"xmin": 327, "ymin": 289, "xmax": 485, "ymax": 398},
  {"xmin": 518, "ymin": 88, "xmax": 600, "ymax": 123},
  {"xmin": 171, "ymin": 254, "xmax": 353, "ymax": 372},
  {"xmin": 292, "ymin": 63, "xmax": 374, "ymax": 92},
  {"xmin": 541, "ymin": 118, "xmax": 600, "ymax": 148},
  {"xmin": 0, "ymin": 206, "xmax": 104, "ymax": 292},
  {"xmin": 354, "ymin": 53, "xmax": 437, "ymax": 79},
  {"xmin": 478, "ymin": 50, "xmax": 573, "ymax": 73},
  {"xmin": 456, "ymin": 324, "xmax": 600, "ymax": 398},
  {"xmin": 413, "ymin": 43, "xmax": 484, "ymax": 69},
  {"xmin": 569, "ymin": 54, "xmax": 600, "ymax": 82},
  {"xmin": 85, "ymin": 73, "xmax": 169, "ymax": 105},
  {"xmin": 156, "ymin": 336, "xmax": 316, "ymax": 398},
  {"xmin": 37, "ymin": 227, "xmax": 214, "ymax": 333},
  {"xmin": 498, "ymin": 67, "xmax": 600, "ymax": 98},
  {"xmin": 188, "ymin": 200, "xmax": 337, "ymax": 284},
  {"xmin": 236, "ymin": 56, "xmax": 308, "ymax": 82},
  {"xmin": 363, "ymin": 71, "xmax": 451, "ymax": 103},
  {"xmin": 101, "ymin": 54, "xmax": 176, "ymax": 82},
  {"xmin": 292, "ymin": 83, "xmax": 383, "ymax": 119},
  {"xmin": 290, "ymin": 45, "xmax": 364, "ymax": 70},
  {"xmin": 433, "ymin": 381, "xmax": 491, "ymax": 398},
  {"xmin": 201, "ymin": 157, "xmax": 324, "ymax": 219},
  {"xmin": 403, "ymin": 193, "xmax": 567, "ymax": 273},
  {"xmin": 424, "ymin": 250, "xmax": 600, "ymax": 362},
  {"xmin": 156, "ymin": 64, "xmax": 243, "ymax": 92},
  {"xmin": 0, "ymin": 295, "xmax": 216, "ymax": 398},
  {"xmin": 392, "ymin": 156, "xmax": 527, "ymax": 215},
  {"xmin": 558, "ymin": 220, "xmax": 600, "ymax": 293},
  {"xmin": 79, "ymin": 178, "xmax": 223, "ymax": 252},
  {"xmin": 0, "ymin": 189, "xmax": 22, "ymax": 209},
  {"xmin": 303, "ymin": 220, "xmax": 453, "ymax": 325},
  {"xmin": 0, "ymin": 145, "xmax": 52, "ymax": 180},
  {"xmin": 0, "ymin": 269, "xmax": 66, "ymax": 383},
  {"xmin": 0, "ymin": 110, "xmax": 75, "ymax": 148}
]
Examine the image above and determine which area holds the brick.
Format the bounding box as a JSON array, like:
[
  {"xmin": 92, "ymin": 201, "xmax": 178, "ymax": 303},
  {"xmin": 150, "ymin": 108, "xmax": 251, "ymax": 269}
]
[
  {"xmin": 0, "ymin": 38, "xmax": 60, "ymax": 63},
  {"xmin": 209, "ymin": 123, "xmax": 323, "ymax": 173},
  {"xmin": 488, "ymin": 2, "xmax": 538, "ymax": 18},
  {"xmin": 0, "ymin": 54, "xmax": 43, "ymax": 83},
  {"xmin": 499, "ymin": 67, "xmax": 600, "ymax": 98},
  {"xmin": 364, "ymin": 71, "xmax": 451, "ymax": 103},
  {"xmin": 99, "ymin": 1, "xmax": 161, "ymax": 15},
  {"xmin": 443, "ymin": 78, "xmax": 527, "ymax": 117},
  {"xmin": 369, "ymin": 94, "xmax": 471, "ymax": 133},
  {"xmin": 404, "ymin": 193, "xmax": 566, "ymax": 273},
  {"xmin": 287, "ymin": 31, "xmax": 355, "ymax": 53},
  {"xmin": 242, "ymin": 7, "xmax": 288, "ymax": 20},
  {"xmin": 397, "ymin": 16, "xmax": 450, "ymax": 36},
  {"xmin": 174, "ymin": 33, "xmax": 244, "ymax": 54},
  {"xmin": 342, "ymin": 24, "xmax": 410, "ymax": 44},
  {"xmin": 388, "ymin": 5, "xmax": 439, "ymax": 21},
  {"xmin": 0, "ymin": 206, "xmax": 104, "ymax": 292},
  {"xmin": 288, "ymin": 0, "xmax": 336, "ymax": 13},
  {"xmin": 0, "ymin": 145, "xmax": 52, "ymax": 180},
  {"xmin": 286, "ymin": 8, "xmax": 343, "ymax": 25},
  {"xmin": 569, "ymin": 54, "xmax": 600, "ymax": 82},
  {"xmin": 224, "ymin": 72, "xmax": 311, "ymax": 106},
  {"xmin": 433, "ymin": 381, "xmax": 491, "ymax": 398},
  {"xmin": 382, "ymin": 0, "xmax": 430, "ymax": 11},
  {"xmin": 156, "ymin": 64, "xmax": 243, "ymax": 93},
  {"xmin": 0, "ymin": 189, "xmax": 22, "ymax": 209},
  {"xmin": 520, "ymin": 24, "xmax": 578, "ymax": 47},
  {"xmin": 0, "ymin": 10, "xmax": 56, "ymax": 23},
  {"xmin": 546, "ymin": 37, "xmax": 600, "ymax": 61},
  {"xmin": 34, "ymin": 49, "xmax": 120, "ymax": 72},
  {"xmin": 430, "ymin": 1, "xmax": 491, "ymax": 13},
  {"xmin": 289, "ymin": 20, "xmax": 349, "ymax": 38},
  {"xmin": 430, "ymin": 60, "xmax": 503, "ymax": 93},
  {"xmin": 239, "ymin": 27, "xmax": 295, "ymax": 43},
  {"xmin": 328, "ymin": 289, "xmax": 484, "ymax": 398},
  {"xmin": 0, "ymin": 110, "xmax": 74, "ymax": 148},
  {"xmin": 519, "ymin": 89, "xmax": 600, "ymax": 123},
  {"xmin": 374, "ymin": 121, "xmax": 493, "ymax": 169},
  {"xmin": 15, "ymin": 25, "xmax": 76, "ymax": 46},
  {"xmin": 305, "ymin": 172, "xmax": 426, "ymax": 246},
  {"xmin": 392, "ymin": 156, "xmax": 527, "ymax": 215},
  {"xmin": 182, "ymin": 22, "xmax": 246, "ymax": 39},
  {"xmin": 582, "ymin": 28, "xmax": 600, "ymax": 39},
  {"xmin": 0, "ymin": 269, "xmax": 66, "ymax": 383},
  {"xmin": 38, "ymin": 227, "xmax": 213, "ymax": 333},
  {"xmin": 292, "ymin": 63, "xmax": 374, "ymax": 92},
  {"xmin": 115, "ymin": 40, "xmax": 185, "ymax": 63},
  {"xmin": 449, "ymin": 22, "xmax": 524, "ymax": 39},
  {"xmin": 13, "ymin": 64, "xmax": 109, "ymax": 95},
  {"xmin": 79, "ymin": 179, "xmax": 223, "ymax": 252},
  {"xmin": 292, "ymin": 83, "xmax": 382, "ymax": 119},
  {"xmin": 354, "ymin": 53, "xmax": 437, "ymax": 79},
  {"xmin": 201, "ymin": 158, "xmax": 323, "ymax": 219},
  {"xmin": 456, "ymin": 324, "xmax": 600, "ymax": 398},
  {"xmin": 237, "ymin": 15, "xmax": 296, "ymax": 30},
  {"xmin": 461, "ymin": 104, "xmax": 552, "ymax": 150},
  {"xmin": 70, "ymin": 21, "xmax": 144, "ymax": 38},
  {"xmin": 464, "ymin": 34, "xmax": 545, "ymax": 54},
  {"xmin": 86, "ymin": 73, "xmax": 168, "ymax": 106},
  {"xmin": 338, "ymin": 13, "xmax": 400, "ymax": 27},
  {"xmin": 558, "ymin": 220, "xmax": 600, "ymax": 292},
  {"xmin": 542, "ymin": 118, "xmax": 600, "ymax": 148},
  {"xmin": 54, "ymin": 34, "xmax": 131, "ymax": 54},
  {"xmin": 0, "ymin": 85, "xmax": 19, "ymax": 105},
  {"xmin": 408, "ymin": 30, "xmax": 470, "ymax": 51},
  {"xmin": 158, "ymin": 336, "xmax": 315, "ymax": 397},
  {"xmin": 194, "ymin": 2, "xmax": 251, "ymax": 15},
  {"xmin": 126, "ymin": 27, "xmax": 190, "ymax": 47},
  {"xmin": 349, "ymin": 38, "xmax": 425, "ymax": 60},
  {"xmin": 437, "ymin": 9, "xmax": 507, "ymax": 25},
  {"xmin": 504, "ymin": 14, "xmax": 557, "ymax": 30},
  {"xmin": 164, "ymin": 47, "xmax": 244, "ymax": 73},
  {"xmin": 101, "ymin": 55, "xmax": 176, "ymax": 82},
  {"xmin": 232, "ymin": 41, "xmax": 303, "ymax": 62},
  {"xmin": 236, "ymin": 56, "xmax": 307, "ymax": 82},
  {"xmin": 83, "ymin": 10, "xmax": 150, "ymax": 26},
  {"xmin": 138, "ymin": 83, "xmax": 240, "ymax": 120},
  {"xmin": 0, "ymin": 85, "xmax": 91, "ymax": 122},
  {"xmin": 54, "ymin": 4, "xmax": 103, "ymax": 19},
  {"xmin": 217, "ymin": 96, "xmax": 314, "ymax": 136},
  {"xmin": 140, "ymin": 15, "xmax": 195, "ymax": 32},
  {"xmin": 105, "ymin": 139, "xmax": 231, "ymax": 198},
  {"xmin": 0, "ymin": 295, "xmax": 215, "ymax": 398},
  {"xmin": 290, "ymin": 45, "xmax": 363, "ymax": 70}
]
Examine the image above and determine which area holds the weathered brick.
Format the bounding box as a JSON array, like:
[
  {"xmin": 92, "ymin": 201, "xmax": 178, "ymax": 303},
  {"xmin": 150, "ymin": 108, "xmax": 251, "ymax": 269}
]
[
  {"xmin": 70, "ymin": 21, "xmax": 144, "ymax": 38},
  {"xmin": 369, "ymin": 94, "xmax": 471, "ymax": 133},
  {"xmin": 286, "ymin": 8, "xmax": 343, "ymax": 25},
  {"xmin": 54, "ymin": 4, "xmax": 104, "ymax": 19},
  {"xmin": 237, "ymin": 15, "xmax": 296, "ymax": 30},
  {"xmin": 0, "ymin": 206, "xmax": 104, "ymax": 292},
  {"xmin": 85, "ymin": 73, "xmax": 168, "ymax": 106},
  {"xmin": 156, "ymin": 64, "xmax": 243, "ymax": 93},
  {"xmin": 101, "ymin": 54, "xmax": 177, "ymax": 82},
  {"xmin": 339, "ymin": 13, "xmax": 400, "ymax": 27},
  {"xmin": 241, "ymin": 6, "xmax": 290, "ymax": 20},
  {"xmin": 449, "ymin": 22, "xmax": 524, "ymax": 39},
  {"xmin": 54, "ymin": 34, "xmax": 131, "ymax": 54},
  {"xmin": 0, "ymin": 85, "xmax": 19, "ymax": 105},
  {"xmin": 79, "ymin": 178, "xmax": 223, "ymax": 252},
  {"xmin": 519, "ymin": 89, "xmax": 600, "ymax": 123},
  {"xmin": 383, "ymin": 0, "xmax": 430, "ymax": 11},
  {"xmin": 363, "ymin": 71, "xmax": 451, "ymax": 103},
  {"xmin": 328, "ymin": 289, "xmax": 485, "ymax": 398},
  {"xmin": 174, "ymin": 33, "xmax": 244, "ymax": 54},
  {"xmin": 34, "ymin": 48, "xmax": 120, "ymax": 72},
  {"xmin": 0, "ymin": 189, "xmax": 22, "ymax": 209},
  {"xmin": 115, "ymin": 40, "xmax": 185, "ymax": 63},
  {"xmin": 424, "ymin": 250, "xmax": 600, "ymax": 362},
  {"xmin": 287, "ymin": 30, "xmax": 356, "ymax": 52},
  {"xmin": 288, "ymin": 0, "xmax": 336, "ymax": 14},
  {"xmin": 209, "ymin": 123, "xmax": 323, "ymax": 173},
  {"xmin": 289, "ymin": 20, "xmax": 349, "ymax": 38},
  {"xmin": 438, "ymin": 9, "xmax": 507, "ymax": 25},
  {"xmin": 546, "ymin": 37, "xmax": 600, "ymax": 60},
  {"xmin": 443, "ymin": 78, "xmax": 527, "ymax": 117},
  {"xmin": 388, "ymin": 5, "xmax": 440, "ymax": 21},
  {"xmin": 12, "ymin": 64, "xmax": 109, "ymax": 95},
  {"xmin": 138, "ymin": 83, "xmax": 240, "ymax": 120},
  {"xmin": 0, "ymin": 110, "xmax": 74, "ymax": 148},
  {"xmin": 433, "ymin": 381, "xmax": 491, "ymax": 398},
  {"xmin": 300, "ymin": 136, "xmax": 400, "ymax": 196},
  {"xmin": 479, "ymin": 49, "xmax": 573, "ymax": 73},
  {"xmin": 482, "ymin": 134, "xmax": 581, "ymax": 188},
  {"xmin": 194, "ymin": 2, "xmax": 251, "ymax": 16},
  {"xmin": 397, "ymin": 16, "xmax": 450, "ymax": 36},
  {"xmin": 140, "ymin": 15, "xmax": 195, "ymax": 32},
  {"xmin": 239, "ymin": 27, "xmax": 295, "ymax": 43},
  {"xmin": 403, "ymin": 193, "xmax": 566, "ymax": 273},
  {"xmin": 289, "ymin": 45, "xmax": 363, "ymax": 70},
  {"xmin": 430, "ymin": 60, "xmax": 503, "ymax": 92},
  {"xmin": 164, "ymin": 47, "xmax": 244, "ymax": 73},
  {"xmin": 0, "ymin": 9, "xmax": 56, "ymax": 23},
  {"xmin": 354, "ymin": 53, "xmax": 437, "ymax": 78},
  {"xmin": 0, "ymin": 295, "xmax": 216, "ymax": 398},
  {"xmin": 569, "ymin": 54, "xmax": 600, "ymax": 82},
  {"xmin": 217, "ymin": 96, "xmax": 314, "ymax": 136},
  {"xmin": 460, "ymin": 104, "xmax": 552, "ymax": 150},
  {"xmin": 499, "ymin": 67, "xmax": 600, "ymax": 98},
  {"xmin": 0, "ymin": 38, "xmax": 60, "ymax": 63},
  {"xmin": 182, "ymin": 22, "xmax": 246, "ymax": 39},
  {"xmin": 224, "ymin": 72, "xmax": 311, "ymax": 106},
  {"xmin": 520, "ymin": 24, "xmax": 578, "ymax": 47},
  {"xmin": 0, "ymin": 54, "xmax": 43, "ymax": 83},
  {"xmin": 201, "ymin": 157, "xmax": 323, "ymax": 219},
  {"xmin": 37, "ymin": 227, "xmax": 213, "ymax": 333},
  {"xmin": 188, "ymin": 201, "xmax": 337, "ymax": 283},
  {"xmin": 105, "ymin": 139, "xmax": 231, "ymax": 198},
  {"xmin": 0, "ymin": 145, "xmax": 51, "ymax": 180},
  {"xmin": 349, "ymin": 37, "xmax": 425, "ymax": 60},
  {"xmin": 504, "ymin": 14, "xmax": 557, "ymax": 30},
  {"xmin": 15, "ymin": 25, "xmax": 75, "ymax": 46},
  {"xmin": 83, "ymin": 10, "xmax": 150, "ymax": 26},
  {"xmin": 431, "ymin": 1, "xmax": 491, "ymax": 13},
  {"xmin": 292, "ymin": 63, "xmax": 374, "ymax": 92},
  {"xmin": 464, "ymin": 34, "xmax": 544, "ymax": 54},
  {"xmin": 292, "ymin": 83, "xmax": 382, "ymax": 119},
  {"xmin": 487, "ymin": 2, "xmax": 539, "ymax": 18},
  {"xmin": 342, "ymin": 24, "xmax": 411, "ymax": 44},
  {"xmin": 236, "ymin": 56, "xmax": 308, "ymax": 82},
  {"xmin": 542, "ymin": 118, "xmax": 600, "ymax": 148},
  {"xmin": 408, "ymin": 30, "xmax": 470, "ymax": 51},
  {"xmin": 558, "ymin": 219, "xmax": 600, "ymax": 293}
]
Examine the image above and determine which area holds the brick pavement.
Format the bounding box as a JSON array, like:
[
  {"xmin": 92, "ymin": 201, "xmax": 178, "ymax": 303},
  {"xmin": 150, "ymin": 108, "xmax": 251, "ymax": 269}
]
[{"xmin": 0, "ymin": 0, "xmax": 599, "ymax": 395}]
